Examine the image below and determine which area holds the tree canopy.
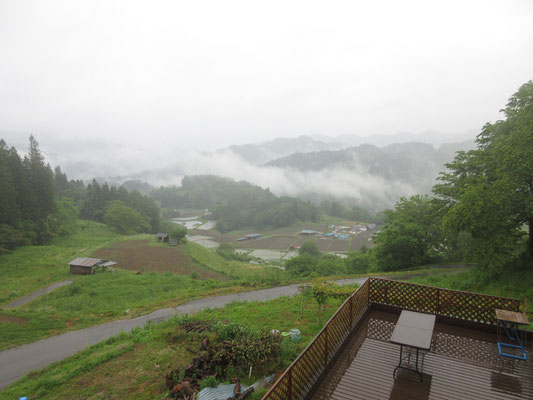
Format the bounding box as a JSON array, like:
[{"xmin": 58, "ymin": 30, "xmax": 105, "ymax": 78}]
[
  {"xmin": 151, "ymin": 175, "xmax": 319, "ymax": 232},
  {"xmin": 370, "ymin": 81, "xmax": 533, "ymax": 271},
  {"xmin": 299, "ymin": 241, "xmax": 321, "ymax": 258},
  {"xmin": 434, "ymin": 80, "xmax": 533, "ymax": 269},
  {"xmin": 0, "ymin": 136, "xmax": 57, "ymax": 249},
  {"xmin": 372, "ymin": 195, "xmax": 443, "ymax": 271}
]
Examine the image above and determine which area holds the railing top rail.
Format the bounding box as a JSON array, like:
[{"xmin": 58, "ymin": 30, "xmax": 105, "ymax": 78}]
[{"xmin": 368, "ymin": 277, "xmax": 522, "ymax": 303}]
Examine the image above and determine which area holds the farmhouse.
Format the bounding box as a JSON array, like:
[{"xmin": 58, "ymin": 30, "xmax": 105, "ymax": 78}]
[
  {"xmin": 69, "ymin": 257, "xmax": 117, "ymax": 275},
  {"xmin": 336, "ymin": 225, "xmax": 351, "ymax": 231},
  {"xmin": 300, "ymin": 229, "xmax": 321, "ymax": 235},
  {"xmin": 156, "ymin": 233, "xmax": 169, "ymax": 242},
  {"xmin": 245, "ymin": 233, "xmax": 262, "ymax": 240}
]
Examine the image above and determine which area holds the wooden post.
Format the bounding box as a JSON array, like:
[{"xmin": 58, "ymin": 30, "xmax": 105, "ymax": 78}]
[
  {"xmin": 288, "ymin": 367, "xmax": 292, "ymax": 400},
  {"xmin": 324, "ymin": 325, "xmax": 329, "ymax": 365},
  {"xmin": 436, "ymin": 289, "xmax": 440, "ymax": 315},
  {"xmin": 350, "ymin": 295, "xmax": 354, "ymax": 328},
  {"xmin": 368, "ymin": 278, "xmax": 372, "ymax": 305}
]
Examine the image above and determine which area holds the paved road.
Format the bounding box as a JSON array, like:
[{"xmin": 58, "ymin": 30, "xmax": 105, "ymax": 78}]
[
  {"xmin": 0, "ymin": 278, "xmax": 369, "ymax": 390},
  {"xmin": 3, "ymin": 281, "xmax": 74, "ymax": 309}
]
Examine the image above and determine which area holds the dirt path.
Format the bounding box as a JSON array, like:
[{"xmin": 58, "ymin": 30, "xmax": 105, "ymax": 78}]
[{"xmin": 3, "ymin": 281, "xmax": 74, "ymax": 309}]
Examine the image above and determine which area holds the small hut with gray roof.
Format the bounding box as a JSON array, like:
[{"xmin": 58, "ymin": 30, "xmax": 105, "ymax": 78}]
[{"xmin": 69, "ymin": 257, "xmax": 117, "ymax": 275}]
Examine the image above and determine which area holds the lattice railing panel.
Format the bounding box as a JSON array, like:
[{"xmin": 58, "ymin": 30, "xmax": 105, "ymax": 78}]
[
  {"xmin": 437, "ymin": 289, "xmax": 520, "ymax": 324},
  {"xmin": 366, "ymin": 317, "xmax": 395, "ymax": 342},
  {"xmin": 369, "ymin": 278, "xmax": 439, "ymax": 313},
  {"xmin": 368, "ymin": 278, "xmax": 520, "ymax": 323},
  {"xmin": 265, "ymin": 375, "xmax": 290, "ymax": 400}
]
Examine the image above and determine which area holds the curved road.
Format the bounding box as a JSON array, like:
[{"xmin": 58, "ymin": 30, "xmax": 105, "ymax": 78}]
[
  {"xmin": 0, "ymin": 278, "xmax": 369, "ymax": 390},
  {"xmin": 0, "ymin": 265, "xmax": 470, "ymax": 390}
]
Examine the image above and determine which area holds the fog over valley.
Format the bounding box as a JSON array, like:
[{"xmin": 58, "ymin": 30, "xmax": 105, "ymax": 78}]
[{"xmin": 0, "ymin": 130, "xmax": 476, "ymax": 210}]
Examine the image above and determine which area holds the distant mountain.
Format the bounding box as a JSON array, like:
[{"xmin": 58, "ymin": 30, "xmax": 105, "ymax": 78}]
[
  {"xmin": 312, "ymin": 129, "xmax": 477, "ymax": 148},
  {"xmin": 225, "ymin": 135, "xmax": 344, "ymax": 164},
  {"xmin": 223, "ymin": 130, "xmax": 477, "ymax": 165},
  {"xmin": 264, "ymin": 140, "xmax": 476, "ymax": 195}
]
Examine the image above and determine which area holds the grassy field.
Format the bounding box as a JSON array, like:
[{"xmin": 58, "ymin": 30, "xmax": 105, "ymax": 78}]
[
  {"xmin": 0, "ymin": 220, "xmax": 125, "ymax": 306},
  {"xmin": 0, "ymin": 292, "xmax": 354, "ymax": 400},
  {"xmin": 0, "ymin": 269, "xmax": 249, "ymax": 350},
  {"xmin": 0, "ymin": 222, "xmax": 279, "ymax": 350},
  {"xmin": 184, "ymin": 241, "xmax": 284, "ymax": 284}
]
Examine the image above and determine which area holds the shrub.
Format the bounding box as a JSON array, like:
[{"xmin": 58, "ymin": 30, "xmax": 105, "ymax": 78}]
[{"xmin": 199, "ymin": 375, "xmax": 218, "ymax": 389}]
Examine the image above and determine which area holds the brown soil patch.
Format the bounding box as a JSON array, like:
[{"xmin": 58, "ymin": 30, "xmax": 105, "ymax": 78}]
[
  {"xmin": 235, "ymin": 235, "xmax": 297, "ymax": 250},
  {"xmin": 0, "ymin": 315, "xmax": 29, "ymax": 325},
  {"xmin": 92, "ymin": 240, "xmax": 227, "ymax": 280},
  {"xmin": 328, "ymin": 240, "xmax": 350, "ymax": 252},
  {"xmin": 349, "ymin": 230, "xmax": 376, "ymax": 251}
]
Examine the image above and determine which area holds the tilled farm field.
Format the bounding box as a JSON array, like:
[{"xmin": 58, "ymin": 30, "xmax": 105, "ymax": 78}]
[
  {"xmin": 92, "ymin": 240, "xmax": 227, "ymax": 280},
  {"xmin": 235, "ymin": 235, "xmax": 298, "ymax": 250}
]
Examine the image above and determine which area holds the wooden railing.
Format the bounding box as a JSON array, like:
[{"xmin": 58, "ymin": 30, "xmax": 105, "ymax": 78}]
[
  {"xmin": 368, "ymin": 277, "xmax": 521, "ymax": 324},
  {"xmin": 262, "ymin": 277, "xmax": 521, "ymax": 400},
  {"xmin": 262, "ymin": 279, "xmax": 370, "ymax": 400}
]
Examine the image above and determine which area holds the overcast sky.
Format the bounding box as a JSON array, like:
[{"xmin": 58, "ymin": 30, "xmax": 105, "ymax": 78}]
[{"xmin": 1, "ymin": 0, "xmax": 532, "ymax": 152}]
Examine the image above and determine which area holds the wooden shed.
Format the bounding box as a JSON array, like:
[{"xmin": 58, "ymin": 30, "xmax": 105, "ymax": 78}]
[
  {"xmin": 156, "ymin": 233, "xmax": 169, "ymax": 242},
  {"xmin": 69, "ymin": 257, "xmax": 117, "ymax": 275}
]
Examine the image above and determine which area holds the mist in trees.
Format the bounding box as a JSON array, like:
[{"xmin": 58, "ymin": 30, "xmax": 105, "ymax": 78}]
[
  {"xmin": 0, "ymin": 136, "xmax": 161, "ymax": 253},
  {"xmin": 151, "ymin": 175, "xmax": 320, "ymax": 232},
  {"xmin": 0, "ymin": 136, "xmax": 57, "ymax": 250}
]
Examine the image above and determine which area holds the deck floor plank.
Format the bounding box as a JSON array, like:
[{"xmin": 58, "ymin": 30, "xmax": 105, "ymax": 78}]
[{"xmin": 310, "ymin": 310, "xmax": 533, "ymax": 400}]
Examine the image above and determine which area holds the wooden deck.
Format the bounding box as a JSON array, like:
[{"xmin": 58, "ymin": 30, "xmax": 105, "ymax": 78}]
[{"xmin": 310, "ymin": 310, "xmax": 533, "ymax": 400}]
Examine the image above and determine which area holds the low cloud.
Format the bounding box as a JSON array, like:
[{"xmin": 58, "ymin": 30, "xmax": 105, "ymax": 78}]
[
  {"xmin": 175, "ymin": 150, "xmax": 420, "ymax": 209},
  {"xmin": 29, "ymin": 137, "xmax": 424, "ymax": 210}
]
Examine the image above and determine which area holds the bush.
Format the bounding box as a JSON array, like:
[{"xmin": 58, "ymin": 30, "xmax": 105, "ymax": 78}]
[
  {"xmin": 104, "ymin": 200, "xmax": 150, "ymax": 234},
  {"xmin": 345, "ymin": 250, "xmax": 372, "ymax": 274},
  {"xmin": 199, "ymin": 375, "xmax": 218, "ymax": 389},
  {"xmin": 278, "ymin": 338, "xmax": 299, "ymax": 368},
  {"xmin": 299, "ymin": 241, "xmax": 321, "ymax": 257},
  {"xmin": 285, "ymin": 254, "xmax": 318, "ymax": 276},
  {"xmin": 216, "ymin": 242, "xmax": 251, "ymax": 262},
  {"xmin": 169, "ymin": 224, "xmax": 188, "ymax": 243}
]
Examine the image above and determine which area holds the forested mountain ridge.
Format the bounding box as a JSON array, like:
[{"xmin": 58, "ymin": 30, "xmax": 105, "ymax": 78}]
[
  {"xmin": 151, "ymin": 175, "xmax": 320, "ymax": 232},
  {"xmin": 264, "ymin": 140, "xmax": 476, "ymax": 195},
  {"xmin": 226, "ymin": 135, "xmax": 343, "ymax": 164}
]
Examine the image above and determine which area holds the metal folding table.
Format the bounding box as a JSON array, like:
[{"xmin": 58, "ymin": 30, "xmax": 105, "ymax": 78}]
[{"xmin": 390, "ymin": 310, "xmax": 436, "ymax": 382}]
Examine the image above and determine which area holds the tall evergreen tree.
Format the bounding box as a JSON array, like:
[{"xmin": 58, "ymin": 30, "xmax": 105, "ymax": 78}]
[
  {"xmin": 53, "ymin": 166, "xmax": 69, "ymax": 199},
  {"xmin": 0, "ymin": 140, "xmax": 17, "ymax": 226},
  {"xmin": 23, "ymin": 135, "xmax": 56, "ymax": 221}
]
